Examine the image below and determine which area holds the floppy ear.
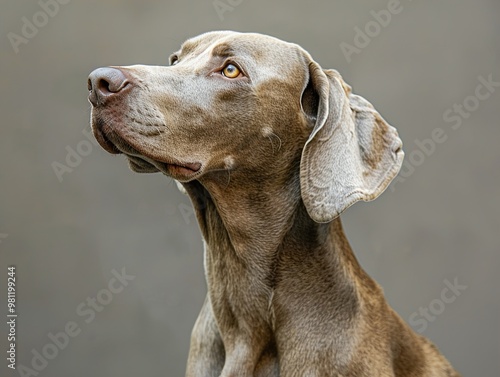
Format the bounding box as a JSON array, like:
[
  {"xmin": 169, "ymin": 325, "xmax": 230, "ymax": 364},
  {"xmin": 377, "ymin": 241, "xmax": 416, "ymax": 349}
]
[{"xmin": 300, "ymin": 61, "xmax": 404, "ymax": 223}]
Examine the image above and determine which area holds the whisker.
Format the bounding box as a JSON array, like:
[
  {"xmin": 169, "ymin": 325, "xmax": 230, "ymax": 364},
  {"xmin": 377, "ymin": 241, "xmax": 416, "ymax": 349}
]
[
  {"xmin": 225, "ymin": 169, "xmax": 231, "ymax": 188},
  {"xmin": 267, "ymin": 132, "xmax": 282, "ymax": 154}
]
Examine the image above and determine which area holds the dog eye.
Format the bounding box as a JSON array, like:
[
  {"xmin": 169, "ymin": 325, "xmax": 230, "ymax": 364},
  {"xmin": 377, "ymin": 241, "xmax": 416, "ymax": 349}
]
[
  {"xmin": 170, "ymin": 55, "xmax": 179, "ymax": 66},
  {"xmin": 222, "ymin": 64, "xmax": 241, "ymax": 78}
]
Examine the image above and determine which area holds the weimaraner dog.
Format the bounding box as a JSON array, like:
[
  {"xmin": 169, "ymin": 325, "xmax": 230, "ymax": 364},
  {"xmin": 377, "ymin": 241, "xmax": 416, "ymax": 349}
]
[{"xmin": 88, "ymin": 31, "xmax": 460, "ymax": 377}]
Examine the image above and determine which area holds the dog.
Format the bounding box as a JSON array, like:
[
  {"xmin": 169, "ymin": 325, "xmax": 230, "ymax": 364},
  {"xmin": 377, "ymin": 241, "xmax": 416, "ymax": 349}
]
[{"xmin": 88, "ymin": 31, "xmax": 461, "ymax": 377}]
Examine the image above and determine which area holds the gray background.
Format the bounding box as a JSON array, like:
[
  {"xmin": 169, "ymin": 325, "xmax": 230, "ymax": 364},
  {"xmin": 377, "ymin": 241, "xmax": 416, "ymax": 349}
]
[{"xmin": 0, "ymin": 0, "xmax": 499, "ymax": 376}]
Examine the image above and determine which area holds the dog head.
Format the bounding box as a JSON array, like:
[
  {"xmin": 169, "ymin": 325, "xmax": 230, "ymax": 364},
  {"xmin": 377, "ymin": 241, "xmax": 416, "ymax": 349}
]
[{"xmin": 88, "ymin": 31, "xmax": 403, "ymax": 221}]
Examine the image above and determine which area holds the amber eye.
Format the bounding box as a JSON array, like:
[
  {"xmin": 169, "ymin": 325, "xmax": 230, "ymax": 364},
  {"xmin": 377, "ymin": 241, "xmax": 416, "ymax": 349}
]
[{"xmin": 222, "ymin": 64, "xmax": 241, "ymax": 78}]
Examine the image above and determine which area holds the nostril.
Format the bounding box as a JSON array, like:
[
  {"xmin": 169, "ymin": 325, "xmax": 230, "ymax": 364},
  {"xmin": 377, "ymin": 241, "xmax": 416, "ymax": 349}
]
[
  {"xmin": 97, "ymin": 78, "xmax": 112, "ymax": 94},
  {"xmin": 87, "ymin": 67, "xmax": 129, "ymax": 105}
]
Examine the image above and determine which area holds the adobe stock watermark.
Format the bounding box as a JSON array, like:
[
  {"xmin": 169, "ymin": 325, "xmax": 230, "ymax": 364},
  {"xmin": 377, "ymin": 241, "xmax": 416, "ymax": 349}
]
[
  {"xmin": 16, "ymin": 268, "xmax": 135, "ymax": 377},
  {"xmin": 178, "ymin": 202, "xmax": 196, "ymax": 225},
  {"xmin": 391, "ymin": 74, "xmax": 499, "ymax": 192},
  {"xmin": 340, "ymin": 0, "xmax": 412, "ymax": 63},
  {"xmin": 52, "ymin": 127, "xmax": 99, "ymax": 183},
  {"xmin": 7, "ymin": 0, "xmax": 71, "ymax": 54},
  {"xmin": 409, "ymin": 277, "xmax": 467, "ymax": 334},
  {"xmin": 213, "ymin": 0, "xmax": 244, "ymax": 21}
]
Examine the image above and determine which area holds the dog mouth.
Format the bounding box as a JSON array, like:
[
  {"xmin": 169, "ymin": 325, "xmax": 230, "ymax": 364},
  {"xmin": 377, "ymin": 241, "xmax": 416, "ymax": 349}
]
[
  {"xmin": 127, "ymin": 154, "xmax": 202, "ymax": 178},
  {"xmin": 91, "ymin": 117, "xmax": 202, "ymax": 181}
]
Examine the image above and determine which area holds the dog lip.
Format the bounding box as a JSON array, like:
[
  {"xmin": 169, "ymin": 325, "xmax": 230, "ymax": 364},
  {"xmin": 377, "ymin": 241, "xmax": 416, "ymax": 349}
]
[
  {"xmin": 158, "ymin": 160, "xmax": 202, "ymax": 180},
  {"xmin": 168, "ymin": 161, "xmax": 201, "ymax": 172},
  {"xmin": 90, "ymin": 120, "xmax": 203, "ymax": 179},
  {"xmin": 119, "ymin": 140, "xmax": 203, "ymax": 180},
  {"xmin": 92, "ymin": 123, "xmax": 122, "ymax": 154},
  {"xmin": 165, "ymin": 164, "xmax": 194, "ymax": 179}
]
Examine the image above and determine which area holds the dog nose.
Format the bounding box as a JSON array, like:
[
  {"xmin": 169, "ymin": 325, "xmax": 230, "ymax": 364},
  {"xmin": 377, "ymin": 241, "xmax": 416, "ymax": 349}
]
[{"xmin": 88, "ymin": 67, "xmax": 129, "ymax": 106}]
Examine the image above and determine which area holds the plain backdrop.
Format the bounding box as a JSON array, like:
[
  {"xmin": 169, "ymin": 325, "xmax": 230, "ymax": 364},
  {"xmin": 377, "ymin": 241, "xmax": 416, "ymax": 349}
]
[{"xmin": 1, "ymin": 0, "xmax": 499, "ymax": 376}]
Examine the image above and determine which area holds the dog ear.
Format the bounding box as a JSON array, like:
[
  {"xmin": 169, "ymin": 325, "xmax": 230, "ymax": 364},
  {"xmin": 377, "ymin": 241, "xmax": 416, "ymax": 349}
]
[{"xmin": 300, "ymin": 61, "xmax": 404, "ymax": 223}]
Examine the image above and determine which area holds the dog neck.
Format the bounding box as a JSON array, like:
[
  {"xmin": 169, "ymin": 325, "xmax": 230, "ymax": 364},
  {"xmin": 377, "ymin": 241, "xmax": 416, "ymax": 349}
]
[
  {"xmin": 181, "ymin": 167, "xmax": 372, "ymax": 314},
  {"xmin": 180, "ymin": 169, "xmax": 379, "ymax": 371}
]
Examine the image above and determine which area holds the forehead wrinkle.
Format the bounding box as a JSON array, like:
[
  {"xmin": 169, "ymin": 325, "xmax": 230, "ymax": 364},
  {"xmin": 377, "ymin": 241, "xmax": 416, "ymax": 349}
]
[
  {"xmin": 179, "ymin": 31, "xmax": 235, "ymax": 56},
  {"xmin": 210, "ymin": 43, "xmax": 236, "ymax": 59},
  {"xmin": 178, "ymin": 40, "xmax": 200, "ymax": 57}
]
